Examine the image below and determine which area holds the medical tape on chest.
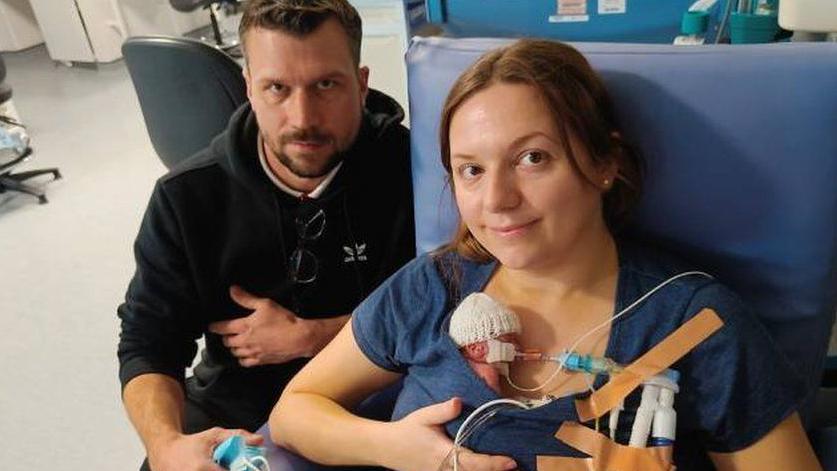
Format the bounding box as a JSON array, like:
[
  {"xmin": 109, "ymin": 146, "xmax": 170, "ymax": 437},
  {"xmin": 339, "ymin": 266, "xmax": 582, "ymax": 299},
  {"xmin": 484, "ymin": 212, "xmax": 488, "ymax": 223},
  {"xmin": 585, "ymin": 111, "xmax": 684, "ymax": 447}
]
[
  {"xmin": 575, "ymin": 308, "xmax": 724, "ymax": 423},
  {"xmin": 538, "ymin": 421, "xmax": 675, "ymax": 471},
  {"xmin": 536, "ymin": 454, "xmax": 596, "ymax": 471}
]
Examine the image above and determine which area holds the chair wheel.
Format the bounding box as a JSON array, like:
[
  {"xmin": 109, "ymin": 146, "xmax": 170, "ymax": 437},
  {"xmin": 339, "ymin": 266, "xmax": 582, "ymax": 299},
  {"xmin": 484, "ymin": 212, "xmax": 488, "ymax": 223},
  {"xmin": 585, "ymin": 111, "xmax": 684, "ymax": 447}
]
[
  {"xmin": 38, "ymin": 195, "xmax": 48, "ymax": 204},
  {"xmin": 53, "ymin": 170, "xmax": 62, "ymax": 180}
]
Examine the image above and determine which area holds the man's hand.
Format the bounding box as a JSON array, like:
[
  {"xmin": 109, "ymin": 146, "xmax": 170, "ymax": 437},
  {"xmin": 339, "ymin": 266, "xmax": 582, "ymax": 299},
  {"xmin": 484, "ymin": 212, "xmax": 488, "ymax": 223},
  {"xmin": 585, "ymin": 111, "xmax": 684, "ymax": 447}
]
[
  {"xmin": 209, "ymin": 285, "xmax": 348, "ymax": 367},
  {"xmin": 147, "ymin": 427, "xmax": 262, "ymax": 471}
]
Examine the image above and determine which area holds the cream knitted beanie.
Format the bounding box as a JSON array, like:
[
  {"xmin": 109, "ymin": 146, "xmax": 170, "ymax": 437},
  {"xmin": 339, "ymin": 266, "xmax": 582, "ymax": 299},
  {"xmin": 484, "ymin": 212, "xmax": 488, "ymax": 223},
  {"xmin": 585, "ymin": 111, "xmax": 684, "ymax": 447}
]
[{"xmin": 448, "ymin": 292, "xmax": 521, "ymax": 347}]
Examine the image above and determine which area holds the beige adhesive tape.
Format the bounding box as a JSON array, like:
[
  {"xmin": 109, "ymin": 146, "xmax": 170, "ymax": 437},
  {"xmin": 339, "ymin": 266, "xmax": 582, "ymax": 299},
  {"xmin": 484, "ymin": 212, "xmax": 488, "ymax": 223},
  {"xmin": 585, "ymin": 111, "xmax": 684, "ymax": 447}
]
[
  {"xmin": 550, "ymin": 422, "xmax": 675, "ymax": 471},
  {"xmin": 576, "ymin": 308, "xmax": 724, "ymax": 423},
  {"xmin": 536, "ymin": 455, "xmax": 596, "ymax": 471}
]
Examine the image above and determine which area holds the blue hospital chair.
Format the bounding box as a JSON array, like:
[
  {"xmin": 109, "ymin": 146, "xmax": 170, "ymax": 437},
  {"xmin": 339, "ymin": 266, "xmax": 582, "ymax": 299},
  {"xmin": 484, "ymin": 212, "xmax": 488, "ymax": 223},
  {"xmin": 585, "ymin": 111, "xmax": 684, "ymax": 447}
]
[{"xmin": 260, "ymin": 38, "xmax": 837, "ymax": 469}]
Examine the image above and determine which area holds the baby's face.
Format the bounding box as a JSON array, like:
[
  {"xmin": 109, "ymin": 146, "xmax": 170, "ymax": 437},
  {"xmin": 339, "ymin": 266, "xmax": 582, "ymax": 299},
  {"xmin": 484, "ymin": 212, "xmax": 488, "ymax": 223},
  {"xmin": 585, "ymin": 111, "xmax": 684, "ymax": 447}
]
[
  {"xmin": 461, "ymin": 341, "xmax": 488, "ymax": 361},
  {"xmin": 461, "ymin": 333, "xmax": 520, "ymax": 363}
]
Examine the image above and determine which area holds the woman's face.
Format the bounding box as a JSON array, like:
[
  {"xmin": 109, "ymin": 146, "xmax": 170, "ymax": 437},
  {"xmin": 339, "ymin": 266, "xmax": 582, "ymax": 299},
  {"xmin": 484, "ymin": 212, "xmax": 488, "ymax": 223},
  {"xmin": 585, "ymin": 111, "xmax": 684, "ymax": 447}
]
[{"xmin": 449, "ymin": 82, "xmax": 613, "ymax": 271}]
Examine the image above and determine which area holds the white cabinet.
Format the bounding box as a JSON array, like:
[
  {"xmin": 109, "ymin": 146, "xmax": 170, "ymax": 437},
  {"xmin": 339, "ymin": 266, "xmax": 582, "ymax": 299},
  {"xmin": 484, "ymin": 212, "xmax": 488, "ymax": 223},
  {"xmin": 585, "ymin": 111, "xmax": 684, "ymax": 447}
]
[
  {"xmin": 0, "ymin": 0, "xmax": 43, "ymax": 52},
  {"xmin": 27, "ymin": 0, "xmax": 208, "ymax": 64},
  {"xmin": 28, "ymin": 1, "xmax": 99, "ymax": 62},
  {"xmin": 351, "ymin": 0, "xmax": 410, "ymax": 122},
  {"xmin": 29, "ymin": 0, "xmax": 124, "ymax": 62}
]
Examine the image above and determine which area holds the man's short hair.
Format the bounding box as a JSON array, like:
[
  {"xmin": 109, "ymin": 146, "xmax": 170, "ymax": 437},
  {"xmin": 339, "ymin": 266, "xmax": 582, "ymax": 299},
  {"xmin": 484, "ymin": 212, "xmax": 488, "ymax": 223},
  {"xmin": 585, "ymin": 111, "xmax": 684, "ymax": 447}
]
[{"xmin": 239, "ymin": 0, "xmax": 363, "ymax": 66}]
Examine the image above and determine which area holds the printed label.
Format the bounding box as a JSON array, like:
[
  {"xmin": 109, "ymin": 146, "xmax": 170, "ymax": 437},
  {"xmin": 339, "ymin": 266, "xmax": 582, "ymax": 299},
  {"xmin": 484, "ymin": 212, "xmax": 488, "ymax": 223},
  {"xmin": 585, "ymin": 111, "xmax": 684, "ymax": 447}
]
[
  {"xmin": 557, "ymin": 0, "xmax": 587, "ymax": 15},
  {"xmin": 599, "ymin": 0, "xmax": 627, "ymax": 15},
  {"xmin": 549, "ymin": 14, "xmax": 590, "ymax": 23}
]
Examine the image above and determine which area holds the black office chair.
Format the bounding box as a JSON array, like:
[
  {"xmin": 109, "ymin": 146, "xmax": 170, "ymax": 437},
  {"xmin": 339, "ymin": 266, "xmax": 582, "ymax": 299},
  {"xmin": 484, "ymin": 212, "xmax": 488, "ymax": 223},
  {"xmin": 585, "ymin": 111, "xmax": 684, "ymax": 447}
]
[
  {"xmin": 0, "ymin": 57, "xmax": 60, "ymax": 205},
  {"xmin": 0, "ymin": 146, "xmax": 61, "ymax": 205},
  {"xmin": 170, "ymin": 0, "xmax": 242, "ymax": 56},
  {"xmin": 122, "ymin": 36, "xmax": 247, "ymax": 170}
]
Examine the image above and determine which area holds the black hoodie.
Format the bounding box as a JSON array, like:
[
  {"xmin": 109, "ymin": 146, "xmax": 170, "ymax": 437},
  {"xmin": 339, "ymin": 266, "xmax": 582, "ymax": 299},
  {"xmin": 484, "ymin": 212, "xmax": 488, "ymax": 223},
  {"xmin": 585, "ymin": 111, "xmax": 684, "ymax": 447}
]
[{"xmin": 118, "ymin": 90, "xmax": 414, "ymax": 429}]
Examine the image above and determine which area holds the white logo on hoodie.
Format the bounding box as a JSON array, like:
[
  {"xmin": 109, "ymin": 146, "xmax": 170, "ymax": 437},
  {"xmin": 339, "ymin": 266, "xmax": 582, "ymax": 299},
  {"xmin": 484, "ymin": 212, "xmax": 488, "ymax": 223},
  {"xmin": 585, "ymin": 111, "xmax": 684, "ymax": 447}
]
[{"xmin": 343, "ymin": 243, "xmax": 368, "ymax": 263}]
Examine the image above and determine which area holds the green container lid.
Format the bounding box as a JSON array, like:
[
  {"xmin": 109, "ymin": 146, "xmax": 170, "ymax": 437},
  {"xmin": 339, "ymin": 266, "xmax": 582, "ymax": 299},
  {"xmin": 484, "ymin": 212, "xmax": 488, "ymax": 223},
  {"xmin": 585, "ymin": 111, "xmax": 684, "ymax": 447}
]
[
  {"xmin": 681, "ymin": 10, "xmax": 710, "ymax": 35},
  {"xmin": 730, "ymin": 12, "xmax": 778, "ymax": 44}
]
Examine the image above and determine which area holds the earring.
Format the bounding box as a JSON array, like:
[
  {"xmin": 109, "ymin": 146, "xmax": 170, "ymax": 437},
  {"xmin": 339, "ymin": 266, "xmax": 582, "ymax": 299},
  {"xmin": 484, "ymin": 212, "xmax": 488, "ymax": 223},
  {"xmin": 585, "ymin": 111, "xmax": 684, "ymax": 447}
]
[{"xmin": 603, "ymin": 178, "xmax": 610, "ymax": 187}]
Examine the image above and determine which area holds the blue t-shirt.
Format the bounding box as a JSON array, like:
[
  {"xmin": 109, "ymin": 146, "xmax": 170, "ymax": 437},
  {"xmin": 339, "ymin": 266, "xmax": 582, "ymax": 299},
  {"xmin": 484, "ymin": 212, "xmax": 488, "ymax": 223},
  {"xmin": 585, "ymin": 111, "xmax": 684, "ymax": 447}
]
[{"xmin": 352, "ymin": 242, "xmax": 805, "ymax": 470}]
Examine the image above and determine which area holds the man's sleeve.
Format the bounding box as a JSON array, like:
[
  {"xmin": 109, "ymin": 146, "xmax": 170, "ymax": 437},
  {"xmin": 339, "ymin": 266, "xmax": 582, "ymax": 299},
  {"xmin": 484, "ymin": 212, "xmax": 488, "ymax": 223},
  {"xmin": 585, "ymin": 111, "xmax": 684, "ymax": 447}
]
[{"xmin": 117, "ymin": 181, "xmax": 203, "ymax": 391}]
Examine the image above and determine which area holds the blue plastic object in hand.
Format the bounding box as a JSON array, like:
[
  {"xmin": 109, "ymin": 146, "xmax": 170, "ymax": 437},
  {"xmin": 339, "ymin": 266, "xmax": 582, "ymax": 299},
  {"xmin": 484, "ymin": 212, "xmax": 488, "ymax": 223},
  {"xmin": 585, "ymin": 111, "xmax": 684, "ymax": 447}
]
[{"xmin": 213, "ymin": 435, "xmax": 269, "ymax": 471}]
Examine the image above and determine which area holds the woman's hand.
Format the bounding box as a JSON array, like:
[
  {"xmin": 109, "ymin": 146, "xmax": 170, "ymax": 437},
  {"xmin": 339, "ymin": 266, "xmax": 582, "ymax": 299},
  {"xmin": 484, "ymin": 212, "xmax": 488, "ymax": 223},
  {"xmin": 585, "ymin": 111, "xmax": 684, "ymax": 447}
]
[{"xmin": 382, "ymin": 397, "xmax": 517, "ymax": 471}]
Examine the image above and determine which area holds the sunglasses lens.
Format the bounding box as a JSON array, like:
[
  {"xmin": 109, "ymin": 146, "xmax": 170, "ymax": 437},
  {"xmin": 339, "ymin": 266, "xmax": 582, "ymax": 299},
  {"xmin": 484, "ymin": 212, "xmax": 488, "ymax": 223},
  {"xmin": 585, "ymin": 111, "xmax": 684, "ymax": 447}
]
[
  {"xmin": 290, "ymin": 205, "xmax": 324, "ymax": 285},
  {"xmin": 289, "ymin": 248, "xmax": 318, "ymax": 284},
  {"xmin": 296, "ymin": 208, "xmax": 326, "ymax": 241}
]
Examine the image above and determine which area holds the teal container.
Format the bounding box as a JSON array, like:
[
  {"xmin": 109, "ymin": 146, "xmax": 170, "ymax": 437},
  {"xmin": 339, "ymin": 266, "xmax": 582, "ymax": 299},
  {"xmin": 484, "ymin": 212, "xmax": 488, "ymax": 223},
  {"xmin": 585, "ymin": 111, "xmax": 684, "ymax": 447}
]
[
  {"xmin": 681, "ymin": 10, "xmax": 709, "ymax": 35},
  {"xmin": 730, "ymin": 12, "xmax": 778, "ymax": 44}
]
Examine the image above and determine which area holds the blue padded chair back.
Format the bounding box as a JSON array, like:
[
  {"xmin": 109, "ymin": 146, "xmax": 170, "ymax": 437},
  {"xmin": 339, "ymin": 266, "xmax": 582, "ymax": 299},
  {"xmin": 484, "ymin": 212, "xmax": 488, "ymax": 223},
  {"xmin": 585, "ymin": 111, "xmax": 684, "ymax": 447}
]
[{"xmin": 407, "ymin": 37, "xmax": 837, "ymax": 421}]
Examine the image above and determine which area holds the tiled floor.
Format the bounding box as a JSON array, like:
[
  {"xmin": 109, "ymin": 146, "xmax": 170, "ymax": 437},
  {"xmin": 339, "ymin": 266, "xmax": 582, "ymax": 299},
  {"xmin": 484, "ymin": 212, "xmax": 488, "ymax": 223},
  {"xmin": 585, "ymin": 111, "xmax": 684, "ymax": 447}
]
[{"xmin": 0, "ymin": 45, "xmax": 162, "ymax": 469}]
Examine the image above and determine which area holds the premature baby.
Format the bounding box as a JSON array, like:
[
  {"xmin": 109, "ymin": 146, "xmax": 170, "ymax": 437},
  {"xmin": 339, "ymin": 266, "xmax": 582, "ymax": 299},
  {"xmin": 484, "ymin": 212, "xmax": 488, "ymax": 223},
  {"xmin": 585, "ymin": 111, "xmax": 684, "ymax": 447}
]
[{"xmin": 449, "ymin": 292, "xmax": 521, "ymax": 394}]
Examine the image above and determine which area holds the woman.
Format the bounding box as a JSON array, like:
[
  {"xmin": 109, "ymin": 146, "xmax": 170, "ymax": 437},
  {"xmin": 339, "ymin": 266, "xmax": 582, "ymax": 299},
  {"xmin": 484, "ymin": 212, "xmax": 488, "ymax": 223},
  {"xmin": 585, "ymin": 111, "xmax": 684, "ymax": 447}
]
[{"xmin": 270, "ymin": 39, "xmax": 821, "ymax": 471}]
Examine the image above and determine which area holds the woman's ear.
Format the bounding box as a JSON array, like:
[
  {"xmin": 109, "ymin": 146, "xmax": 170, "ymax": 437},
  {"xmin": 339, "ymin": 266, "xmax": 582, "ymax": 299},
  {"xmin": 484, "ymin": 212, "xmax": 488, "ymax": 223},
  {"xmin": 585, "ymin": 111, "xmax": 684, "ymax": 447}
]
[
  {"xmin": 598, "ymin": 132, "xmax": 623, "ymax": 191},
  {"xmin": 573, "ymin": 132, "xmax": 621, "ymax": 191},
  {"xmin": 599, "ymin": 166, "xmax": 618, "ymax": 191}
]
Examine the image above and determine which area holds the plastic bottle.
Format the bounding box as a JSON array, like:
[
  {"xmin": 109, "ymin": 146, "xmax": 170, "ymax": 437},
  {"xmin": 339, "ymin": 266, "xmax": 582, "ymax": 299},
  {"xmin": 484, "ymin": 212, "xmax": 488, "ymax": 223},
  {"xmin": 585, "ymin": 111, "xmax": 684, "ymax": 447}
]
[{"xmin": 213, "ymin": 435, "xmax": 270, "ymax": 471}]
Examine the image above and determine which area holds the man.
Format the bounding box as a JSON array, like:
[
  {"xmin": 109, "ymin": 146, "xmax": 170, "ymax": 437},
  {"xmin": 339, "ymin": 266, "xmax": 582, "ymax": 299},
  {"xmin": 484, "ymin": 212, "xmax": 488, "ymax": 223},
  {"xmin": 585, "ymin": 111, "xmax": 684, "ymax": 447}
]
[{"xmin": 117, "ymin": 1, "xmax": 414, "ymax": 469}]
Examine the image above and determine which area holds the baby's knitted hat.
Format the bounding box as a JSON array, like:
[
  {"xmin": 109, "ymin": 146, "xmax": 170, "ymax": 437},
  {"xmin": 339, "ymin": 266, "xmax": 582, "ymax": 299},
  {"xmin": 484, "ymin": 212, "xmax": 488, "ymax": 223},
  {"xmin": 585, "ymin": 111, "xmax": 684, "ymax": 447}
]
[{"xmin": 448, "ymin": 292, "xmax": 521, "ymax": 347}]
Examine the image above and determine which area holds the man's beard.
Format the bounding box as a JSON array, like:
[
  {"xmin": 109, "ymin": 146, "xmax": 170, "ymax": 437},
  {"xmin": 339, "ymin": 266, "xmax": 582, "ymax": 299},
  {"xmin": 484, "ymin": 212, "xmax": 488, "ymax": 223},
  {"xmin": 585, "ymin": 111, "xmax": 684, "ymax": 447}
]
[{"xmin": 269, "ymin": 128, "xmax": 345, "ymax": 179}]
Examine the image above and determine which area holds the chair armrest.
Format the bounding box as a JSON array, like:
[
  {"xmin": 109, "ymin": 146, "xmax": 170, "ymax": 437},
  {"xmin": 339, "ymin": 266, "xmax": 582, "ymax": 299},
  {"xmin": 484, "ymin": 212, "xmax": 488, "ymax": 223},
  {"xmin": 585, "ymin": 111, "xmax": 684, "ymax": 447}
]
[
  {"xmin": 169, "ymin": 0, "xmax": 215, "ymax": 13},
  {"xmin": 255, "ymin": 422, "xmax": 384, "ymax": 471},
  {"xmin": 823, "ymin": 355, "xmax": 837, "ymax": 388},
  {"xmin": 810, "ymin": 425, "xmax": 837, "ymax": 471}
]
